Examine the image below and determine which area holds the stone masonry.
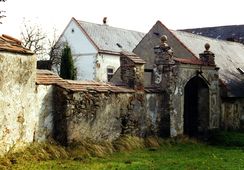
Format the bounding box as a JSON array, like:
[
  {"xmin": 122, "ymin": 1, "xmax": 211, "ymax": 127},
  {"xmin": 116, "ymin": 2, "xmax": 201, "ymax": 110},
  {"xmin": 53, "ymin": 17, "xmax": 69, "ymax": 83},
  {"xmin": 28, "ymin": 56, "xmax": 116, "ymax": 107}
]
[{"xmin": 152, "ymin": 35, "xmax": 220, "ymax": 137}]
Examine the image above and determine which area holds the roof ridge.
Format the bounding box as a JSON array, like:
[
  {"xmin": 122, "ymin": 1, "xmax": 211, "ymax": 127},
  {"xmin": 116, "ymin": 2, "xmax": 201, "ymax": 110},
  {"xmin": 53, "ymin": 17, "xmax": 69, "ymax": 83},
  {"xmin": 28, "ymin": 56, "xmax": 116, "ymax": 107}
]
[{"xmin": 76, "ymin": 19, "xmax": 145, "ymax": 34}]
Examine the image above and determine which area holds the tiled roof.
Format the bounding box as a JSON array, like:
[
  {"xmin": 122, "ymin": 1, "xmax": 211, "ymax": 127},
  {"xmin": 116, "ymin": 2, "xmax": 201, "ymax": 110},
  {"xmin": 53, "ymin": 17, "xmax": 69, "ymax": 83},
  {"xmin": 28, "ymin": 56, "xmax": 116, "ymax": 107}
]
[
  {"xmin": 76, "ymin": 19, "xmax": 145, "ymax": 54},
  {"xmin": 120, "ymin": 51, "xmax": 146, "ymax": 64},
  {"xmin": 36, "ymin": 69, "xmax": 134, "ymax": 93},
  {"xmin": 173, "ymin": 57, "xmax": 203, "ymax": 65},
  {"xmin": 0, "ymin": 34, "xmax": 33, "ymax": 54},
  {"xmin": 36, "ymin": 69, "xmax": 67, "ymax": 85},
  {"xmin": 144, "ymin": 87, "xmax": 163, "ymax": 93},
  {"xmin": 62, "ymin": 80, "xmax": 134, "ymax": 93}
]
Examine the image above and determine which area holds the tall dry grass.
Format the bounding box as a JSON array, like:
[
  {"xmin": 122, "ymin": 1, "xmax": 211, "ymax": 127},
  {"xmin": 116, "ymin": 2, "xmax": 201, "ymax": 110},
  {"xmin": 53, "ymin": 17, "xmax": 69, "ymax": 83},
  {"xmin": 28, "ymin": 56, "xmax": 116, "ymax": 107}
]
[{"xmin": 0, "ymin": 135, "xmax": 197, "ymax": 169}]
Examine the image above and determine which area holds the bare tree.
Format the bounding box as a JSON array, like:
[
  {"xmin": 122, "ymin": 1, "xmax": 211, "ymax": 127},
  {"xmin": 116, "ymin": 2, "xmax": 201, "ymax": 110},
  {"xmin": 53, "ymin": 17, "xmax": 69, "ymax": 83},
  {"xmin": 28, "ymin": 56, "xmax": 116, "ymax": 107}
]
[
  {"xmin": 20, "ymin": 20, "xmax": 47, "ymax": 58},
  {"xmin": 0, "ymin": 0, "xmax": 6, "ymax": 24},
  {"xmin": 20, "ymin": 19, "xmax": 65, "ymax": 72},
  {"xmin": 48, "ymin": 30, "xmax": 65, "ymax": 73}
]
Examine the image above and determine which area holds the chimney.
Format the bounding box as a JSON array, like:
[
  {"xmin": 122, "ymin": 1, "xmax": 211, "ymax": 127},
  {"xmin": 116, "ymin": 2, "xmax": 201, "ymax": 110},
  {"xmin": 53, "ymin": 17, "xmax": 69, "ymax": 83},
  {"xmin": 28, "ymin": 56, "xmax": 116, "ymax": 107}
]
[{"xmin": 103, "ymin": 17, "xmax": 107, "ymax": 25}]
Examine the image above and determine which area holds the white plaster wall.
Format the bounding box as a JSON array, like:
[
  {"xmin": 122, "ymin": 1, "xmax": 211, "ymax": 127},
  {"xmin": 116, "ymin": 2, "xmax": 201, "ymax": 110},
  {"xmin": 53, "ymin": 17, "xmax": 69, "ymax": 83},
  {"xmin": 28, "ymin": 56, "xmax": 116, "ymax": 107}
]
[
  {"xmin": 34, "ymin": 85, "xmax": 53, "ymax": 142},
  {"xmin": 96, "ymin": 54, "xmax": 120, "ymax": 82},
  {"xmin": 55, "ymin": 19, "xmax": 98, "ymax": 80},
  {"xmin": 62, "ymin": 20, "xmax": 97, "ymax": 54},
  {"xmin": 74, "ymin": 55, "xmax": 95, "ymax": 80},
  {"xmin": 0, "ymin": 52, "xmax": 37, "ymax": 155}
]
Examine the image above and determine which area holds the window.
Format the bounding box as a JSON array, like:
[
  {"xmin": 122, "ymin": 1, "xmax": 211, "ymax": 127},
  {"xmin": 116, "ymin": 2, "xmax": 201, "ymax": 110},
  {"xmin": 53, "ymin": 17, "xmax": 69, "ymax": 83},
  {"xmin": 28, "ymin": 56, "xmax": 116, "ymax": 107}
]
[
  {"xmin": 107, "ymin": 67, "xmax": 114, "ymax": 81},
  {"xmin": 116, "ymin": 43, "xmax": 122, "ymax": 48},
  {"xmin": 237, "ymin": 68, "xmax": 244, "ymax": 74}
]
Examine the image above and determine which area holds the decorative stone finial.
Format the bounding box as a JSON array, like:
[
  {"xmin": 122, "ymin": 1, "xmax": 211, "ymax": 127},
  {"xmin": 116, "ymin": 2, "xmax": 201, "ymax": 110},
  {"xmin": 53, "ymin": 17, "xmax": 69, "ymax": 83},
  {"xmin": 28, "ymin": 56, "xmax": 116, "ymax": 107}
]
[
  {"xmin": 161, "ymin": 35, "xmax": 168, "ymax": 43},
  {"xmin": 205, "ymin": 43, "xmax": 210, "ymax": 51},
  {"xmin": 199, "ymin": 43, "xmax": 215, "ymax": 65}
]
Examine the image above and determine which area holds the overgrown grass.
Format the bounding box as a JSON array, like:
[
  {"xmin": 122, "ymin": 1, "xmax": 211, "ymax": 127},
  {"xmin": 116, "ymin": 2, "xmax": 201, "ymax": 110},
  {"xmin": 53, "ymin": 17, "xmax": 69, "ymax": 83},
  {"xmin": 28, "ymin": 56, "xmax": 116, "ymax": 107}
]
[
  {"xmin": 0, "ymin": 140, "xmax": 69, "ymax": 169},
  {"xmin": 1, "ymin": 132, "xmax": 244, "ymax": 169},
  {"xmin": 0, "ymin": 135, "xmax": 163, "ymax": 169}
]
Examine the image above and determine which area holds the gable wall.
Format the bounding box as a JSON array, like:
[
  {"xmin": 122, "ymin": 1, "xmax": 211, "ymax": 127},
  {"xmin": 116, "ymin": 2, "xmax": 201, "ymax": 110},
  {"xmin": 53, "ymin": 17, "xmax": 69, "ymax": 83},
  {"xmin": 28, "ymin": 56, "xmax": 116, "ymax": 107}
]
[
  {"xmin": 133, "ymin": 22, "xmax": 195, "ymax": 71},
  {"xmin": 56, "ymin": 20, "xmax": 98, "ymax": 80}
]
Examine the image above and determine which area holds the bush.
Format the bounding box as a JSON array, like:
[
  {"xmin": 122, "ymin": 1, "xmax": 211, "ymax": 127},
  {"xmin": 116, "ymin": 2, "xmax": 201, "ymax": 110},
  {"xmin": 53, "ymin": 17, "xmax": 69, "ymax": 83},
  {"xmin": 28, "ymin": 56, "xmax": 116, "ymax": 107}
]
[{"xmin": 209, "ymin": 130, "xmax": 244, "ymax": 147}]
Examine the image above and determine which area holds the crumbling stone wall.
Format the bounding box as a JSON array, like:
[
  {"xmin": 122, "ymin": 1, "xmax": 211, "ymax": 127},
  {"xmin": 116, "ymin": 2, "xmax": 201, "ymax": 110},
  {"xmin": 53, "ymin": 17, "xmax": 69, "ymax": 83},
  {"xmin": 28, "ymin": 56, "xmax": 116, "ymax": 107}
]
[
  {"xmin": 120, "ymin": 53, "xmax": 145, "ymax": 90},
  {"xmin": 146, "ymin": 93, "xmax": 170, "ymax": 136},
  {"xmin": 221, "ymin": 98, "xmax": 244, "ymax": 130},
  {"xmin": 53, "ymin": 86, "xmax": 165, "ymax": 145}
]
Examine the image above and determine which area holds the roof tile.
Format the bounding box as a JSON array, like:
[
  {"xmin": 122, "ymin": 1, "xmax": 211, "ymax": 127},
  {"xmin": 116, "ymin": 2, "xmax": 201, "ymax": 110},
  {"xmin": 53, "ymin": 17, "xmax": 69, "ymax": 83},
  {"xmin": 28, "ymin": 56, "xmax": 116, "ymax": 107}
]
[
  {"xmin": 0, "ymin": 34, "xmax": 33, "ymax": 54},
  {"xmin": 36, "ymin": 69, "xmax": 134, "ymax": 93}
]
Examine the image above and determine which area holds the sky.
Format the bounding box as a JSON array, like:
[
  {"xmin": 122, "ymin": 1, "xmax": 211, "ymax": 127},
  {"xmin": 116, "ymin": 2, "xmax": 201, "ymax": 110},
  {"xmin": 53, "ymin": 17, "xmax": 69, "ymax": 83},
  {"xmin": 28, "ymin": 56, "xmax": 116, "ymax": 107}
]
[{"xmin": 0, "ymin": 0, "xmax": 244, "ymax": 40}]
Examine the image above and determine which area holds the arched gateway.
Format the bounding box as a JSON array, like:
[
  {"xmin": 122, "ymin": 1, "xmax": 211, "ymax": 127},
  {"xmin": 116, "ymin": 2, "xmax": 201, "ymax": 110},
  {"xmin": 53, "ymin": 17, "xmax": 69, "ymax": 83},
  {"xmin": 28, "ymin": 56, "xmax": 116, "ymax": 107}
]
[{"xmin": 184, "ymin": 76, "xmax": 209, "ymax": 137}]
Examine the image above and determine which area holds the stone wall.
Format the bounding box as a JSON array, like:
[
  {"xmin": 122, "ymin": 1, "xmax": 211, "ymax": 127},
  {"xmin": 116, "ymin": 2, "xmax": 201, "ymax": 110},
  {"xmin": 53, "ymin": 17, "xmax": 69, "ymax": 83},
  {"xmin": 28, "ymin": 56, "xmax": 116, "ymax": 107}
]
[
  {"xmin": 221, "ymin": 98, "xmax": 244, "ymax": 130},
  {"xmin": 170, "ymin": 64, "xmax": 220, "ymax": 136},
  {"xmin": 52, "ymin": 86, "xmax": 165, "ymax": 145},
  {"xmin": 0, "ymin": 52, "xmax": 36, "ymax": 154}
]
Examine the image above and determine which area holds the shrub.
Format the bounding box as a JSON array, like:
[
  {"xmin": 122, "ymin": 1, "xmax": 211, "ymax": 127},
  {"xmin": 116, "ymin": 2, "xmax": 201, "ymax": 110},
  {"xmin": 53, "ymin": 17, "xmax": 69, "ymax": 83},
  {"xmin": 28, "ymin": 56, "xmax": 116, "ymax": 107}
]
[
  {"xmin": 60, "ymin": 45, "xmax": 76, "ymax": 80},
  {"xmin": 209, "ymin": 130, "xmax": 244, "ymax": 147}
]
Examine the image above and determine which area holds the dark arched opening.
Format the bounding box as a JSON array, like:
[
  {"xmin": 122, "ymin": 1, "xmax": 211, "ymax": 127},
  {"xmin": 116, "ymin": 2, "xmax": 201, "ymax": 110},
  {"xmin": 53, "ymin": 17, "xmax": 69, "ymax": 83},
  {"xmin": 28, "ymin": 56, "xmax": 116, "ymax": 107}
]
[{"xmin": 184, "ymin": 76, "xmax": 209, "ymax": 137}]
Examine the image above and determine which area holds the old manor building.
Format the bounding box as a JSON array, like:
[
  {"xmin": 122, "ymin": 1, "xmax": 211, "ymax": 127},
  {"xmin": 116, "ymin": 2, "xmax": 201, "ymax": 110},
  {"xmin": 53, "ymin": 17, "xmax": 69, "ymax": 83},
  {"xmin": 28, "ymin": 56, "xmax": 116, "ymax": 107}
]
[{"xmin": 0, "ymin": 19, "xmax": 244, "ymax": 155}]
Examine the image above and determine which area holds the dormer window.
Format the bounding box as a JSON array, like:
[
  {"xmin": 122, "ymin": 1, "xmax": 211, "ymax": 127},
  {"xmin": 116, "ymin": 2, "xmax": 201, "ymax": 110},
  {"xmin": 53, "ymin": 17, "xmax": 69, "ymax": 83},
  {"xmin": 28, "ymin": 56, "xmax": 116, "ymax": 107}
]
[
  {"xmin": 116, "ymin": 43, "xmax": 122, "ymax": 48},
  {"xmin": 237, "ymin": 68, "xmax": 244, "ymax": 74}
]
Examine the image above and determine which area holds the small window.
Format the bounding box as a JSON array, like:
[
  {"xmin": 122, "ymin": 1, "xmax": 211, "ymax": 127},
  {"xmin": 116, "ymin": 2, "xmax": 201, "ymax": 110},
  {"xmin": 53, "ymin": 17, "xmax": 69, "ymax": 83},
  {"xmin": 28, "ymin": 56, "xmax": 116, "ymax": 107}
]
[
  {"xmin": 71, "ymin": 28, "xmax": 75, "ymax": 33},
  {"xmin": 153, "ymin": 32, "xmax": 160, "ymax": 36},
  {"xmin": 107, "ymin": 67, "xmax": 114, "ymax": 81},
  {"xmin": 116, "ymin": 43, "xmax": 122, "ymax": 48}
]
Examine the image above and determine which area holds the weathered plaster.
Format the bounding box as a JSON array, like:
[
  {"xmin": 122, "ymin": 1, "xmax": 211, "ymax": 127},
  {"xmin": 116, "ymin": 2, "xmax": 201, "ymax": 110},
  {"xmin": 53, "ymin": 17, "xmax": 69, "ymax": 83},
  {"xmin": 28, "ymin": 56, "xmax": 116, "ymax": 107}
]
[
  {"xmin": 169, "ymin": 64, "xmax": 220, "ymax": 136},
  {"xmin": 34, "ymin": 85, "xmax": 54, "ymax": 141},
  {"xmin": 0, "ymin": 52, "xmax": 36, "ymax": 154}
]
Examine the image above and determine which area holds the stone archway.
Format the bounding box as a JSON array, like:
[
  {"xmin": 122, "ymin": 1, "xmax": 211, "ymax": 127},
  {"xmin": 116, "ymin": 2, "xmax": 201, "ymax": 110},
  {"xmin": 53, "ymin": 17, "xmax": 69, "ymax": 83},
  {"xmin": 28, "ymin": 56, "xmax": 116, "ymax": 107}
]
[{"xmin": 184, "ymin": 76, "xmax": 209, "ymax": 137}]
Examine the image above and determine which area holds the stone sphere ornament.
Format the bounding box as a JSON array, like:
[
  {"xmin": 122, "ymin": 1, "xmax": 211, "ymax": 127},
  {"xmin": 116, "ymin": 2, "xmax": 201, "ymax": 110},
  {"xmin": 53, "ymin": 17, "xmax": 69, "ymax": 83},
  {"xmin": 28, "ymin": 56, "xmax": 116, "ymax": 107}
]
[
  {"xmin": 205, "ymin": 43, "xmax": 210, "ymax": 51},
  {"xmin": 161, "ymin": 35, "xmax": 168, "ymax": 43}
]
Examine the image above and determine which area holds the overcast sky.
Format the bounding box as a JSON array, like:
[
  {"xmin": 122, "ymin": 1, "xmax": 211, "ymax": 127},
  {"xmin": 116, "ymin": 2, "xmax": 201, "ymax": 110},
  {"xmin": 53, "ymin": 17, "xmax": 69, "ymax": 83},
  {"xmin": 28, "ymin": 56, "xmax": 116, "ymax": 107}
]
[{"xmin": 0, "ymin": 0, "xmax": 244, "ymax": 39}]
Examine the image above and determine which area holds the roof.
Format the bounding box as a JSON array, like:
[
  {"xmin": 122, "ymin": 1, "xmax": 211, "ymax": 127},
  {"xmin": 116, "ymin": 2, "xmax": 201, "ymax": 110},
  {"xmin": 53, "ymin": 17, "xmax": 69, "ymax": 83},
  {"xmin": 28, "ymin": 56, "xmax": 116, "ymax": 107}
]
[
  {"xmin": 36, "ymin": 69, "xmax": 134, "ymax": 93},
  {"xmin": 36, "ymin": 69, "xmax": 66, "ymax": 85},
  {"xmin": 133, "ymin": 21, "xmax": 197, "ymax": 70},
  {"xmin": 75, "ymin": 19, "xmax": 145, "ymax": 54},
  {"xmin": 133, "ymin": 21, "xmax": 244, "ymax": 97},
  {"xmin": 173, "ymin": 57, "xmax": 202, "ymax": 65},
  {"xmin": 120, "ymin": 51, "xmax": 146, "ymax": 64},
  {"xmin": 181, "ymin": 25, "xmax": 244, "ymax": 44},
  {"xmin": 172, "ymin": 30, "xmax": 244, "ymax": 97},
  {"xmin": 0, "ymin": 34, "xmax": 33, "ymax": 54}
]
